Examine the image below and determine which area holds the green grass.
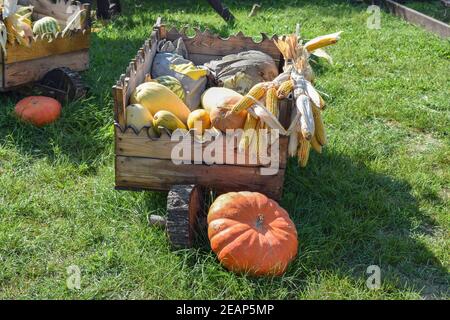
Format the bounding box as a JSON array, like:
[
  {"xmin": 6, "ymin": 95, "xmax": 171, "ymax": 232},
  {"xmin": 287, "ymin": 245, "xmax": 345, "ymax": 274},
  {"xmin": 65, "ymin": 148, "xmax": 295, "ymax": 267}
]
[
  {"xmin": 0, "ymin": 0, "xmax": 449, "ymax": 299},
  {"xmin": 405, "ymin": 1, "xmax": 450, "ymax": 24}
]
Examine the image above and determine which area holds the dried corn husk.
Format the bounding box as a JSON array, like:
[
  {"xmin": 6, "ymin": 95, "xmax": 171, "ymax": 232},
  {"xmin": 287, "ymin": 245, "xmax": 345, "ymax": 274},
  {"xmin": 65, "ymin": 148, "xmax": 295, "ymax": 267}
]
[
  {"xmin": 0, "ymin": 22, "xmax": 7, "ymax": 54},
  {"xmin": 296, "ymin": 94, "xmax": 314, "ymax": 141},
  {"xmin": 62, "ymin": 8, "xmax": 87, "ymax": 36}
]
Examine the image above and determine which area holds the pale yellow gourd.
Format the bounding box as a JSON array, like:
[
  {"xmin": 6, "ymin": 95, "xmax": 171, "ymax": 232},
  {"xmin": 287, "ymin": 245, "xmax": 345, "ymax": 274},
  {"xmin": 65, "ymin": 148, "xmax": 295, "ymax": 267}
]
[
  {"xmin": 201, "ymin": 88, "xmax": 247, "ymax": 132},
  {"xmin": 201, "ymin": 87, "xmax": 242, "ymax": 114},
  {"xmin": 126, "ymin": 104, "xmax": 154, "ymax": 132},
  {"xmin": 130, "ymin": 82, "xmax": 191, "ymax": 124},
  {"xmin": 153, "ymin": 110, "xmax": 187, "ymax": 133}
]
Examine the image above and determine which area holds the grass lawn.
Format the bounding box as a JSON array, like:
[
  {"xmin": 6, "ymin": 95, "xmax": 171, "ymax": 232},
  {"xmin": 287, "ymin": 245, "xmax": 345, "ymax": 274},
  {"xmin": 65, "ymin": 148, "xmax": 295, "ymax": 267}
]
[
  {"xmin": 405, "ymin": 0, "xmax": 450, "ymax": 24},
  {"xmin": 0, "ymin": 0, "xmax": 449, "ymax": 299}
]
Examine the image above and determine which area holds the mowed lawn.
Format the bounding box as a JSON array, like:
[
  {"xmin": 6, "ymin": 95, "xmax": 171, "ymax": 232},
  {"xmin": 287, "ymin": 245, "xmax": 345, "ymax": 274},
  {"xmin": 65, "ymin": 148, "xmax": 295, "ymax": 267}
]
[{"xmin": 0, "ymin": 0, "xmax": 449, "ymax": 299}]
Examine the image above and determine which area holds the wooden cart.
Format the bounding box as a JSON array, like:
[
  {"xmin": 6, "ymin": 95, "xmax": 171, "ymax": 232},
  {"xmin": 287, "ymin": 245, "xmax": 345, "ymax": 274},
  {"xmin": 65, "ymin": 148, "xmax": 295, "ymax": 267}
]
[
  {"xmin": 1, "ymin": 0, "xmax": 91, "ymax": 101},
  {"xmin": 113, "ymin": 18, "xmax": 293, "ymax": 248}
]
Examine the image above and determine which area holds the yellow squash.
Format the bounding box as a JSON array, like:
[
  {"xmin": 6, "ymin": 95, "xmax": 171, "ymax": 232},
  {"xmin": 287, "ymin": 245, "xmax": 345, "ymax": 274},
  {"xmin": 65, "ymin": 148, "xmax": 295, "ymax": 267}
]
[
  {"xmin": 126, "ymin": 104, "xmax": 154, "ymax": 132},
  {"xmin": 153, "ymin": 110, "xmax": 187, "ymax": 133},
  {"xmin": 187, "ymin": 109, "xmax": 212, "ymax": 135},
  {"xmin": 130, "ymin": 82, "xmax": 191, "ymax": 124}
]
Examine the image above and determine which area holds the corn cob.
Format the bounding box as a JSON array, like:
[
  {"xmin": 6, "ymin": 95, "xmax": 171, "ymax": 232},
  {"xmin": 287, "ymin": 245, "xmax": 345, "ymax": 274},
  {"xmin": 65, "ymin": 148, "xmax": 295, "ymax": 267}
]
[
  {"xmin": 288, "ymin": 129, "xmax": 299, "ymax": 157},
  {"xmin": 277, "ymin": 80, "xmax": 294, "ymax": 99},
  {"xmin": 288, "ymin": 108, "xmax": 299, "ymax": 157},
  {"xmin": 266, "ymin": 86, "xmax": 279, "ymax": 119},
  {"xmin": 304, "ymin": 31, "xmax": 342, "ymax": 53},
  {"xmin": 310, "ymin": 134, "xmax": 322, "ymax": 154},
  {"xmin": 231, "ymin": 83, "xmax": 267, "ymax": 113},
  {"xmin": 312, "ymin": 106, "xmax": 326, "ymax": 146},
  {"xmin": 239, "ymin": 113, "xmax": 258, "ymax": 150},
  {"xmin": 296, "ymin": 95, "xmax": 314, "ymax": 141},
  {"xmin": 258, "ymin": 126, "xmax": 268, "ymax": 159},
  {"xmin": 319, "ymin": 95, "xmax": 326, "ymax": 110},
  {"xmin": 297, "ymin": 133, "xmax": 311, "ymax": 167}
]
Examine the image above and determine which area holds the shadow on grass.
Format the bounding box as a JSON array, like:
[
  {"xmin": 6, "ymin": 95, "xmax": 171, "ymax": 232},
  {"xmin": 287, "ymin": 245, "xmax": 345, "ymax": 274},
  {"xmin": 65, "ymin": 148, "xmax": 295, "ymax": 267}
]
[
  {"xmin": 0, "ymin": 0, "xmax": 356, "ymax": 169},
  {"xmin": 184, "ymin": 151, "xmax": 448, "ymax": 298},
  {"xmin": 0, "ymin": 0, "xmax": 447, "ymax": 298},
  {"xmin": 0, "ymin": 30, "xmax": 146, "ymax": 171}
]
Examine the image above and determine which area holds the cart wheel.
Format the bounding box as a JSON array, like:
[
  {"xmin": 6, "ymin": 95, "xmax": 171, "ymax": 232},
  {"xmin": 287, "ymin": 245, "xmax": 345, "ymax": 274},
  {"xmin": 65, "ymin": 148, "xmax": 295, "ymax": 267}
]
[
  {"xmin": 37, "ymin": 67, "xmax": 88, "ymax": 103},
  {"xmin": 166, "ymin": 185, "xmax": 204, "ymax": 249}
]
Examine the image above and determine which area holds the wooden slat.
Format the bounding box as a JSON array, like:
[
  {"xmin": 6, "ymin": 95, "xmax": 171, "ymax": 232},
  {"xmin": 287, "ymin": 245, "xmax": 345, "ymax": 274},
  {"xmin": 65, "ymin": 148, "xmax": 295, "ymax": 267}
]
[
  {"xmin": 4, "ymin": 49, "xmax": 89, "ymax": 88},
  {"xmin": 115, "ymin": 156, "xmax": 285, "ymax": 200},
  {"xmin": 116, "ymin": 35, "xmax": 158, "ymax": 128},
  {"xmin": 115, "ymin": 128, "xmax": 288, "ymax": 168},
  {"xmin": 383, "ymin": 0, "xmax": 450, "ymax": 38},
  {"xmin": 24, "ymin": 0, "xmax": 82, "ymax": 25},
  {"xmin": 6, "ymin": 31, "xmax": 90, "ymax": 64},
  {"xmin": 166, "ymin": 28, "xmax": 282, "ymax": 61}
]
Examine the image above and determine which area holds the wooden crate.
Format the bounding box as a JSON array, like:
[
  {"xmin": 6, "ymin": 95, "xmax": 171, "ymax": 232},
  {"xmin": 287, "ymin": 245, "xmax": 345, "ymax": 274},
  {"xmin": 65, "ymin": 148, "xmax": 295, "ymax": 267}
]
[
  {"xmin": 0, "ymin": 0, "xmax": 91, "ymax": 91},
  {"xmin": 113, "ymin": 18, "xmax": 291, "ymax": 200}
]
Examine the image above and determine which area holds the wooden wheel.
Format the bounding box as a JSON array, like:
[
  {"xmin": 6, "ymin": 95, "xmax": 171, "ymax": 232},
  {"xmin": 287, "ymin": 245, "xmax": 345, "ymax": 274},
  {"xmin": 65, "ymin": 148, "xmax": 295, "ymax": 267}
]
[
  {"xmin": 36, "ymin": 67, "xmax": 88, "ymax": 103},
  {"xmin": 166, "ymin": 185, "xmax": 204, "ymax": 249}
]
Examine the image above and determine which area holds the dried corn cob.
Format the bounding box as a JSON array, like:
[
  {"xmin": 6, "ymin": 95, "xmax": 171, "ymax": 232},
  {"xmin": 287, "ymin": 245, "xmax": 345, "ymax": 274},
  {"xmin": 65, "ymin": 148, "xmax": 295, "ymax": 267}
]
[
  {"xmin": 288, "ymin": 129, "xmax": 299, "ymax": 157},
  {"xmin": 312, "ymin": 106, "xmax": 326, "ymax": 146},
  {"xmin": 266, "ymin": 86, "xmax": 279, "ymax": 118},
  {"xmin": 239, "ymin": 113, "xmax": 259, "ymax": 151},
  {"xmin": 277, "ymin": 80, "xmax": 294, "ymax": 99},
  {"xmin": 297, "ymin": 133, "xmax": 311, "ymax": 167},
  {"xmin": 231, "ymin": 83, "xmax": 267, "ymax": 113},
  {"xmin": 288, "ymin": 108, "xmax": 299, "ymax": 157},
  {"xmin": 296, "ymin": 94, "xmax": 314, "ymax": 141},
  {"xmin": 258, "ymin": 126, "xmax": 268, "ymax": 158},
  {"xmin": 310, "ymin": 134, "xmax": 322, "ymax": 154},
  {"xmin": 304, "ymin": 31, "xmax": 342, "ymax": 52}
]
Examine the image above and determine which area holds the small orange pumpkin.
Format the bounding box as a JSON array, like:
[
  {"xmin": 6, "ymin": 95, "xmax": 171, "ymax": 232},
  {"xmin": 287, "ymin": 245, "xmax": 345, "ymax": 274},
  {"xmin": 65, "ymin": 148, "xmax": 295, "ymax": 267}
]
[
  {"xmin": 15, "ymin": 96, "xmax": 62, "ymax": 127},
  {"xmin": 207, "ymin": 192, "xmax": 298, "ymax": 276}
]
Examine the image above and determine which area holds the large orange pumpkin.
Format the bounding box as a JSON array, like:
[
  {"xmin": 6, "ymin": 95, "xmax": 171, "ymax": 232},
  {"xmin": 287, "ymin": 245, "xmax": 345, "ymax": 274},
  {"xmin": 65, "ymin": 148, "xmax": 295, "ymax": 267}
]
[
  {"xmin": 15, "ymin": 96, "xmax": 62, "ymax": 127},
  {"xmin": 207, "ymin": 192, "xmax": 298, "ymax": 276}
]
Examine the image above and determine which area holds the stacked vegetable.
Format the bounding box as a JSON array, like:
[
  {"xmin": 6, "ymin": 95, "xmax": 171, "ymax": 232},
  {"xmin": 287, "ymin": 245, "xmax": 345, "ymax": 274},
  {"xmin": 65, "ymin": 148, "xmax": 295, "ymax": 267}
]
[
  {"xmin": 228, "ymin": 31, "xmax": 342, "ymax": 167},
  {"xmin": 0, "ymin": 0, "xmax": 87, "ymax": 55},
  {"xmin": 126, "ymin": 30, "xmax": 342, "ymax": 168}
]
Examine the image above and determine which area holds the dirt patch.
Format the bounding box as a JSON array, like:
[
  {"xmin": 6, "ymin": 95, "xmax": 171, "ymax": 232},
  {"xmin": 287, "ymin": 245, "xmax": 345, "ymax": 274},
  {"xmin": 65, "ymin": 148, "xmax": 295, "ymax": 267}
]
[
  {"xmin": 406, "ymin": 132, "xmax": 443, "ymax": 155},
  {"xmin": 439, "ymin": 187, "xmax": 450, "ymax": 202}
]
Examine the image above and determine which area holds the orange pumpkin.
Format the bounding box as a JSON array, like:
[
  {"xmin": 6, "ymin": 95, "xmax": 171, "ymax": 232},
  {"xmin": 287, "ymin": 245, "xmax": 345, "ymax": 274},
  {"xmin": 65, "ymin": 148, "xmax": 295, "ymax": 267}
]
[
  {"xmin": 207, "ymin": 192, "xmax": 298, "ymax": 276},
  {"xmin": 15, "ymin": 96, "xmax": 62, "ymax": 127}
]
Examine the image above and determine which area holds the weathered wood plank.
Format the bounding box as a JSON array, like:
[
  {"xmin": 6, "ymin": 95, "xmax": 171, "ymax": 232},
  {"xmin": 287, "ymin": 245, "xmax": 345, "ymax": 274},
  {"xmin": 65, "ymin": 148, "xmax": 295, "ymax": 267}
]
[
  {"xmin": 166, "ymin": 184, "xmax": 204, "ymax": 249},
  {"xmin": 6, "ymin": 31, "xmax": 90, "ymax": 64},
  {"xmin": 4, "ymin": 49, "xmax": 89, "ymax": 88},
  {"xmin": 115, "ymin": 127, "xmax": 288, "ymax": 168},
  {"xmin": 23, "ymin": 0, "xmax": 84, "ymax": 26},
  {"xmin": 115, "ymin": 156, "xmax": 285, "ymax": 200},
  {"xmin": 166, "ymin": 28, "xmax": 282, "ymax": 60},
  {"xmin": 383, "ymin": 0, "xmax": 450, "ymax": 38}
]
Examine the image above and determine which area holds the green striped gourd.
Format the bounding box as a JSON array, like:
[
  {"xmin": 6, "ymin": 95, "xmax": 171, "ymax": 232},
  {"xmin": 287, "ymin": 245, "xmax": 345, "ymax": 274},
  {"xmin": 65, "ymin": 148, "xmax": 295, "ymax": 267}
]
[
  {"xmin": 153, "ymin": 76, "xmax": 186, "ymax": 102},
  {"xmin": 33, "ymin": 17, "xmax": 60, "ymax": 38}
]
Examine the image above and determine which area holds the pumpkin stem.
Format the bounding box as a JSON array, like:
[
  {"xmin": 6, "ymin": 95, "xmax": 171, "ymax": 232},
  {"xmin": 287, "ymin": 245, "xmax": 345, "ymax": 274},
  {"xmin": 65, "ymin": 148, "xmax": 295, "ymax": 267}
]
[{"xmin": 256, "ymin": 214, "xmax": 264, "ymax": 229}]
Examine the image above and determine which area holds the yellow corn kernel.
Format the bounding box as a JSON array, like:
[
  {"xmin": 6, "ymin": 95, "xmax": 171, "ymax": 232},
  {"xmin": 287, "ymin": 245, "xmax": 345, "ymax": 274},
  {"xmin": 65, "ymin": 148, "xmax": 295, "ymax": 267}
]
[
  {"xmin": 231, "ymin": 83, "xmax": 267, "ymax": 113},
  {"xmin": 310, "ymin": 134, "xmax": 322, "ymax": 153},
  {"xmin": 312, "ymin": 106, "xmax": 326, "ymax": 146},
  {"xmin": 265, "ymin": 87, "xmax": 279, "ymax": 119},
  {"xmin": 297, "ymin": 133, "xmax": 311, "ymax": 167},
  {"xmin": 239, "ymin": 113, "xmax": 259, "ymax": 150},
  {"xmin": 277, "ymin": 80, "xmax": 294, "ymax": 99},
  {"xmin": 305, "ymin": 31, "xmax": 342, "ymax": 53}
]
